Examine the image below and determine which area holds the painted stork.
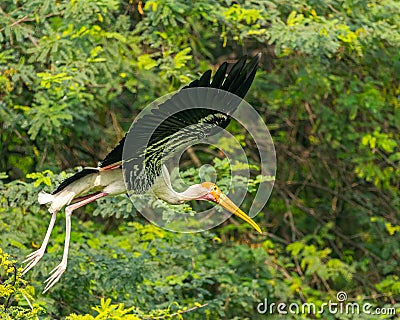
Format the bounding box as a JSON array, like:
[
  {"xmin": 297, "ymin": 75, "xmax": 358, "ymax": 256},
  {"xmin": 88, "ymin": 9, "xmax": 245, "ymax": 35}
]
[{"xmin": 23, "ymin": 54, "xmax": 262, "ymax": 293}]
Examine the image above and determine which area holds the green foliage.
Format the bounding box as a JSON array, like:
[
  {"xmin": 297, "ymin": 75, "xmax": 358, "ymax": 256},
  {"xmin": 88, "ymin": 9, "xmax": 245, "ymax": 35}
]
[
  {"xmin": 1, "ymin": 0, "xmax": 400, "ymax": 318},
  {"xmin": 0, "ymin": 248, "xmax": 42, "ymax": 319},
  {"xmin": 65, "ymin": 297, "xmax": 206, "ymax": 320}
]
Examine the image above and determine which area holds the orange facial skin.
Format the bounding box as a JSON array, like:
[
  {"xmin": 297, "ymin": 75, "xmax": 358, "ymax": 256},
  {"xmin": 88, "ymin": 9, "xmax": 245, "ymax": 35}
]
[{"xmin": 200, "ymin": 182, "xmax": 262, "ymax": 234}]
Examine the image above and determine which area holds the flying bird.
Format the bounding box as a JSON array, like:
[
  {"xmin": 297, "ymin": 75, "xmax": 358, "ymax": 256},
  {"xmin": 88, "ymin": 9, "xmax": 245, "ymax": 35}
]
[{"xmin": 22, "ymin": 54, "xmax": 262, "ymax": 293}]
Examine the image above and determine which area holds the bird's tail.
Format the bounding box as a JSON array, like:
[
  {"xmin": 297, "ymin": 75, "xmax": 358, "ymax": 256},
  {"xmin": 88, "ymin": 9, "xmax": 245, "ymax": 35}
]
[
  {"xmin": 38, "ymin": 190, "xmax": 75, "ymax": 214},
  {"xmin": 38, "ymin": 192, "xmax": 55, "ymax": 205},
  {"xmin": 38, "ymin": 170, "xmax": 99, "ymax": 213}
]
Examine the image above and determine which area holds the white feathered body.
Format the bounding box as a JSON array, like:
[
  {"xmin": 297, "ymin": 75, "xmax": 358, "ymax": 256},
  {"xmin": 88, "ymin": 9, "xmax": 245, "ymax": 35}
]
[
  {"xmin": 38, "ymin": 164, "xmax": 210, "ymax": 214},
  {"xmin": 39, "ymin": 169, "xmax": 125, "ymax": 214}
]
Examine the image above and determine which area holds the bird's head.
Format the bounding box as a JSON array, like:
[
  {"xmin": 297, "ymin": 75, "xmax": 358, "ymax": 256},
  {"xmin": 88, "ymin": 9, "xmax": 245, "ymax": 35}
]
[{"xmin": 190, "ymin": 182, "xmax": 262, "ymax": 234}]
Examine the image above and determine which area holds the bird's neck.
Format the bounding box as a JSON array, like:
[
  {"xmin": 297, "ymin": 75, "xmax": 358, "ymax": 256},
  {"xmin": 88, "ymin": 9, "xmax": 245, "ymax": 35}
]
[
  {"xmin": 151, "ymin": 165, "xmax": 208, "ymax": 205},
  {"xmin": 155, "ymin": 186, "xmax": 185, "ymax": 205},
  {"xmin": 151, "ymin": 170, "xmax": 185, "ymax": 205}
]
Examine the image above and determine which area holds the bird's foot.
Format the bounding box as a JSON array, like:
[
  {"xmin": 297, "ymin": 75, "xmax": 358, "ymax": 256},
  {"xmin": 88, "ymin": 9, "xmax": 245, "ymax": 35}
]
[
  {"xmin": 22, "ymin": 248, "xmax": 45, "ymax": 276},
  {"xmin": 42, "ymin": 262, "xmax": 67, "ymax": 293}
]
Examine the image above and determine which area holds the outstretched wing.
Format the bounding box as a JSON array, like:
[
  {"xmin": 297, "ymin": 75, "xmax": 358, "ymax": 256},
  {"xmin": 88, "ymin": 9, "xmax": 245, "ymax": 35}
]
[
  {"xmin": 101, "ymin": 54, "xmax": 261, "ymax": 194},
  {"xmin": 100, "ymin": 54, "xmax": 260, "ymax": 171}
]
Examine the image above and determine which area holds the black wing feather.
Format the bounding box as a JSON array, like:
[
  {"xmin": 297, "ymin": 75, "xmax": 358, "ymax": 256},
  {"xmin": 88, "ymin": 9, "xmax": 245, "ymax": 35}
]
[
  {"xmin": 236, "ymin": 55, "xmax": 260, "ymax": 97},
  {"xmin": 115, "ymin": 54, "xmax": 261, "ymax": 193},
  {"xmin": 99, "ymin": 136, "xmax": 125, "ymax": 168},
  {"xmin": 100, "ymin": 54, "xmax": 260, "ymax": 172},
  {"xmin": 198, "ymin": 70, "xmax": 212, "ymax": 87},
  {"xmin": 210, "ymin": 62, "xmax": 228, "ymax": 88},
  {"xmin": 51, "ymin": 168, "xmax": 99, "ymax": 194},
  {"xmin": 222, "ymin": 56, "xmax": 247, "ymax": 91}
]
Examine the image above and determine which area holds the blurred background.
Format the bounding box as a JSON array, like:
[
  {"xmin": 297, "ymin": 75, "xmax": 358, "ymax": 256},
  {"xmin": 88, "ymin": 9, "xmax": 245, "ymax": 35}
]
[{"xmin": 0, "ymin": 0, "xmax": 399, "ymax": 319}]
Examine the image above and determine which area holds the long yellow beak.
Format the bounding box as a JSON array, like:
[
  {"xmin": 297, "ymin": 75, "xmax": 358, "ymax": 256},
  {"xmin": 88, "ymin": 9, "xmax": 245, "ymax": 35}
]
[{"xmin": 217, "ymin": 193, "xmax": 262, "ymax": 234}]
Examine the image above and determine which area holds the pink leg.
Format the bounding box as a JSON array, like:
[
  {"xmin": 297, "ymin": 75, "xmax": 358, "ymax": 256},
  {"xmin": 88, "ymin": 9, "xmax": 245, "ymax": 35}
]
[
  {"xmin": 22, "ymin": 212, "xmax": 58, "ymax": 276},
  {"xmin": 71, "ymin": 192, "xmax": 102, "ymax": 204},
  {"xmin": 42, "ymin": 192, "xmax": 108, "ymax": 293}
]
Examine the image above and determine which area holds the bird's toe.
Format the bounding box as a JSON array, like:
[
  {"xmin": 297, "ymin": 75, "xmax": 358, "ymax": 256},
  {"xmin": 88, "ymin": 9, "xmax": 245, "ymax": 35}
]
[
  {"xmin": 22, "ymin": 249, "xmax": 44, "ymax": 276},
  {"xmin": 42, "ymin": 263, "xmax": 67, "ymax": 293}
]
